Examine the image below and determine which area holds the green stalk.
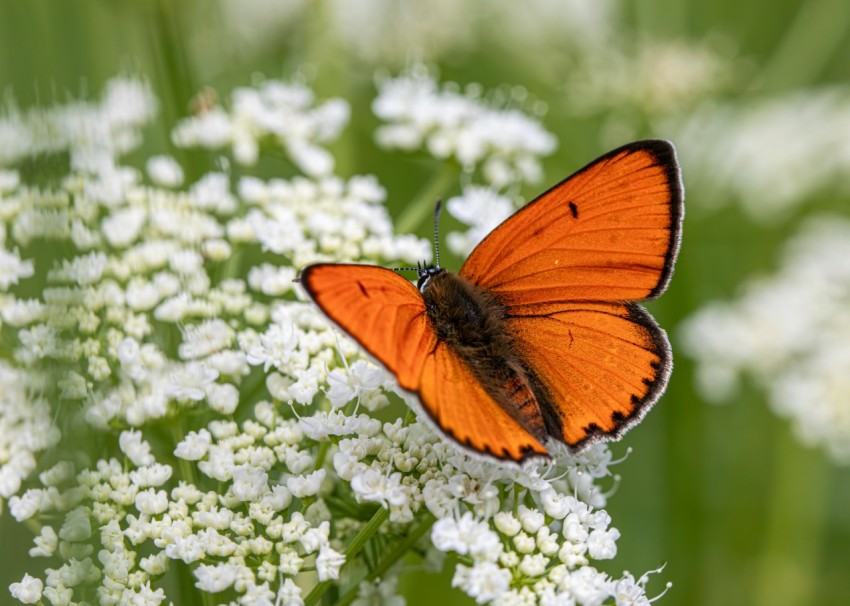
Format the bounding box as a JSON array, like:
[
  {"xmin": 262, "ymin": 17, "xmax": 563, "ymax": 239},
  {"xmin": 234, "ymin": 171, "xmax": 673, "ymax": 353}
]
[
  {"xmin": 148, "ymin": 0, "xmax": 205, "ymax": 181},
  {"xmin": 395, "ymin": 163, "xmax": 460, "ymax": 235},
  {"xmin": 200, "ymin": 580, "xmax": 216, "ymax": 606},
  {"xmin": 304, "ymin": 506, "xmax": 390, "ymax": 606},
  {"xmin": 218, "ymin": 250, "xmax": 244, "ymax": 281},
  {"xmin": 335, "ymin": 513, "xmax": 436, "ymax": 606},
  {"xmin": 758, "ymin": 0, "xmax": 850, "ymax": 92},
  {"xmin": 314, "ymin": 440, "xmax": 331, "ymax": 470},
  {"xmin": 751, "ymin": 432, "xmax": 829, "ymax": 606}
]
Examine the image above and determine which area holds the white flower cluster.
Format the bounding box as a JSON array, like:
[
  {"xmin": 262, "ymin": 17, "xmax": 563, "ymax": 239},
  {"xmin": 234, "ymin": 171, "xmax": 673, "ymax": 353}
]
[
  {"xmin": 312, "ymin": 395, "xmax": 658, "ymax": 605},
  {"xmin": 0, "ymin": 76, "xmax": 157, "ymax": 167},
  {"xmin": 373, "ymin": 66, "xmax": 556, "ymax": 188},
  {"xmin": 0, "ymin": 74, "xmax": 423, "ymax": 604},
  {"xmin": 3, "ymin": 74, "xmax": 664, "ymax": 605},
  {"xmin": 444, "ymin": 186, "xmax": 515, "ymax": 257},
  {"xmin": 0, "ymin": 364, "xmax": 61, "ymax": 506},
  {"xmin": 433, "ymin": 506, "xmax": 661, "ymax": 606},
  {"xmin": 422, "ymin": 446, "xmax": 666, "ymax": 606},
  {"xmin": 172, "ymin": 79, "xmax": 350, "ymax": 175},
  {"xmin": 0, "ymin": 82, "xmax": 426, "ymax": 435},
  {"xmin": 669, "ymin": 87, "xmax": 850, "ymax": 221},
  {"xmin": 681, "ymin": 216, "xmax": 850, "ymax": 463},
  {"xmin": 567, "ymin": 39, "xmax": 731, "ymax": 119},
  {"xmin": 6, "ymin": 399, "xmax": 638, "ymax": 605}
]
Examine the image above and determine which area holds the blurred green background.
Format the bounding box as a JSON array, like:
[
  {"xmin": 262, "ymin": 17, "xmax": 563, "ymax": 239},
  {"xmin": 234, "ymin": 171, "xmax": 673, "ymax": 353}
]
[{"xmin": 2, "ymin": 1, "xmax": 849, "ymax": 605}]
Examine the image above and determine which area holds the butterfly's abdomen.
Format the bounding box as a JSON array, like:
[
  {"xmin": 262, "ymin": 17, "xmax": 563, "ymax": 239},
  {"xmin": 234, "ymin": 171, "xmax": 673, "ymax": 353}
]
[{"xmin": 422, "ymin": 271, "xmax": 547, "ymax": 441}]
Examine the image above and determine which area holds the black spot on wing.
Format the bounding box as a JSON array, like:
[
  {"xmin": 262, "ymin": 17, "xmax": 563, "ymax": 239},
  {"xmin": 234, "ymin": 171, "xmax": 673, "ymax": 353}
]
[
  {"xmin": 584, "ymin": 422, "xmax": 602, "ymax": 435},
  {"xmin": 568, "ymin": 201, "xmax": 578, "ymax": 218},
  {"xmin": 357, "ymin": 281, "xmax": 369, "ymax": 298}
]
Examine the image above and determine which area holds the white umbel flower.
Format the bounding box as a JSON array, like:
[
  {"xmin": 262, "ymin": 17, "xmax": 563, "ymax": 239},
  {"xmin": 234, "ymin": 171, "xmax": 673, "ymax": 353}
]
[
  {"xmin": 453, "ymin": 561, "xmax": 511, "ymax": 604},
  {"xmin": 0, "ymin": 248, "xmax": 35, "ymax": 289},
  {"xmin": 682, "ymin": 215, "xmax": 850, "ymax": 463},
  {"xmin": 326, "ymin": 360, "xmax": 388, "ymax": 409},
  {"xmin": 8, "ymin": 574, "xmax": 43, "ymax": 604},
  {"xmin": 193, "ymin": 562, "xmax": 239, "ymax": 593},
  {"xmin": 374, "ymin": 66, "xmax": 556, "ymax": 187}
]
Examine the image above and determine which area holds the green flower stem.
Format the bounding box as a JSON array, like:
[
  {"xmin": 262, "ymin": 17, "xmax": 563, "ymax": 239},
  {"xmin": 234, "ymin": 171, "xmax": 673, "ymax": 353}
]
[
  {"xmin": 218, "ymin": 250, "xmax": 244, "ymax": 281},
  {"xmin": 395, "ymin": 163, "xmax": 460, "ymax": 235},
  {"xmin": 314, "ymin": 440, "xmax": 331, "ymax": 470},
  {"xmin": 335, "ymin": 512, "xmax": 437, "ymax": 606},
  {"xmin": 304, "ymin": 506, "xmax": 391, "ymax": 606},
  {"xmin": 149, "ymin": 0, "xmax": 206, "ymax": 181},
  {"xmin": 200, "ymin": 582, "xmax": 216, "ymax": 606}
]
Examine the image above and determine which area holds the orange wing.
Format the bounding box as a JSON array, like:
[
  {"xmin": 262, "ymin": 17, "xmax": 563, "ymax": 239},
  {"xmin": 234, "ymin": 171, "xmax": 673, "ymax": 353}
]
[
  {"xmin": 459, "ymin": 140, "xmax": 683, "ymax": 306},
  {"xmin": 299, "ymin": 264, "xmax": 434, "ymax": 389},
  {"xmin": 299, "ymin": 264, "xmax": 547, "ymax": 461},
  {"xmin": 418, "ymin": 342, "xmax": 547, "ymax": 461},
  {"xmin": 505, "ymin": 301, "xmax": 671, "ymax": 448}
]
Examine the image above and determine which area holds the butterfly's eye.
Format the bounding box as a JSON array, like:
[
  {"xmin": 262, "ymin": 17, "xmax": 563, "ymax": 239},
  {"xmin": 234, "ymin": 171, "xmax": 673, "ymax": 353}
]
[{"xmin": 417, "ymin": 266, "xmax": 443, "ymax": 292}]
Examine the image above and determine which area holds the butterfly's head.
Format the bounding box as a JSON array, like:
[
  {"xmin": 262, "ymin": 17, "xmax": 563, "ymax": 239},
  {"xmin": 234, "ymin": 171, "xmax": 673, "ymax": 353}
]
[
  {"xmin": 393, "ymin": 199, "xmax": 446, "ymax": 292},
  {"xmin": 416, "ymin": 260, "xmax": 444, "ymax": 292}
]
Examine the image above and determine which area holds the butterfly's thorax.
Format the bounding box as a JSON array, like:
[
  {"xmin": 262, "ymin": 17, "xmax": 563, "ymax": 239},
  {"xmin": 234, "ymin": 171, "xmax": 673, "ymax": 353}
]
[{"xmin": 421, "ymin": 270, "xmax": 548, "ymax": 441}]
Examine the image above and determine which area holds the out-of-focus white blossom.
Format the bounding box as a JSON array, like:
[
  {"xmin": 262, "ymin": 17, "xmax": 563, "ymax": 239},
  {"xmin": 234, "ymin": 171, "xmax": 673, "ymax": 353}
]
[
  {"xmin": 568, "ymin": 39, "xmax": 733, "ymax": 119},
  {"xmin": 0, "ymin": 365, "xmax": 60, "ymax": 500},
  {"xmin": 172, "ymin": 79, "xmax": 349, "ymax": 175},
  {"xmin": 8, "ymin": 574, "xmax": 43, "ymax": 604},
  {"xmin": 0, "ymin": 248, "xmax": 35, "ymax": 289},
  {"xmin": 373, "ymin": 65, "xmax": 556, "ymax": 188},
  {"xmin": 682, "ymin": 216, "xmax": 850, "ymax": 463},
  {"xmin": 669, "ymin": 88, "xmax": 850, "ymax": 221},
  {"xmin": 119, "ymin": 430, "xmax": 155, "ymax": 466},
  {"xmin": 0, "ymin": 76, "xmax": 157, "ymax": 167},
  {"xmin": 445, "ymin": 186, "xmax": 515, "ymax": 256},
  {"xmin": 146, "ymin": 155, "xmax": 185, "ymax": 188},
  {"xmin": 352, "ymin": 576, "xmax": 406, "ymax": 606}
]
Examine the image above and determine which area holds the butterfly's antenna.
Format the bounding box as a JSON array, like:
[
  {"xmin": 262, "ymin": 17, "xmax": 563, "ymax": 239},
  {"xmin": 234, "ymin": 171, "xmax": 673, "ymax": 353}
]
[
  {"xmin": 433, "ymin": 199, "xmax": 442, "ymax": 269},
  {"xmin": 392, "ymin": 200, "xmax": 442, "ymax": 276}
]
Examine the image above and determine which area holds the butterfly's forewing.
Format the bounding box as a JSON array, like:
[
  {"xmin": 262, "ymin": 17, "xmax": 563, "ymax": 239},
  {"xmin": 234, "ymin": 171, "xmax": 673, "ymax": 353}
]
[
  {"xmin": 505, "ymin": 301, "xmax": 670, "ymax": 448},
  {"xmin": 459, "ymin": 140, "xmax": 682, "ymax": 448},
  {"xmin": 460, "ymin": 140, "xmax": 683, "ymax": 306},
  {"xmin": 300, "ymin": 264, "xmax": 434, "ymax": 389},
  {"xmin": 299, "ymin": 264, "xmax": 547, "ymax": 461}
]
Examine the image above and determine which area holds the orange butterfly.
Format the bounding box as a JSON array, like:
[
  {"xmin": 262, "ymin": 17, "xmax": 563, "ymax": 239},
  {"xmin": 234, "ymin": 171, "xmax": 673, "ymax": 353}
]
[{"xmin": 300, "ymin": 140, "xmax": 683, "ymax": 462}]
